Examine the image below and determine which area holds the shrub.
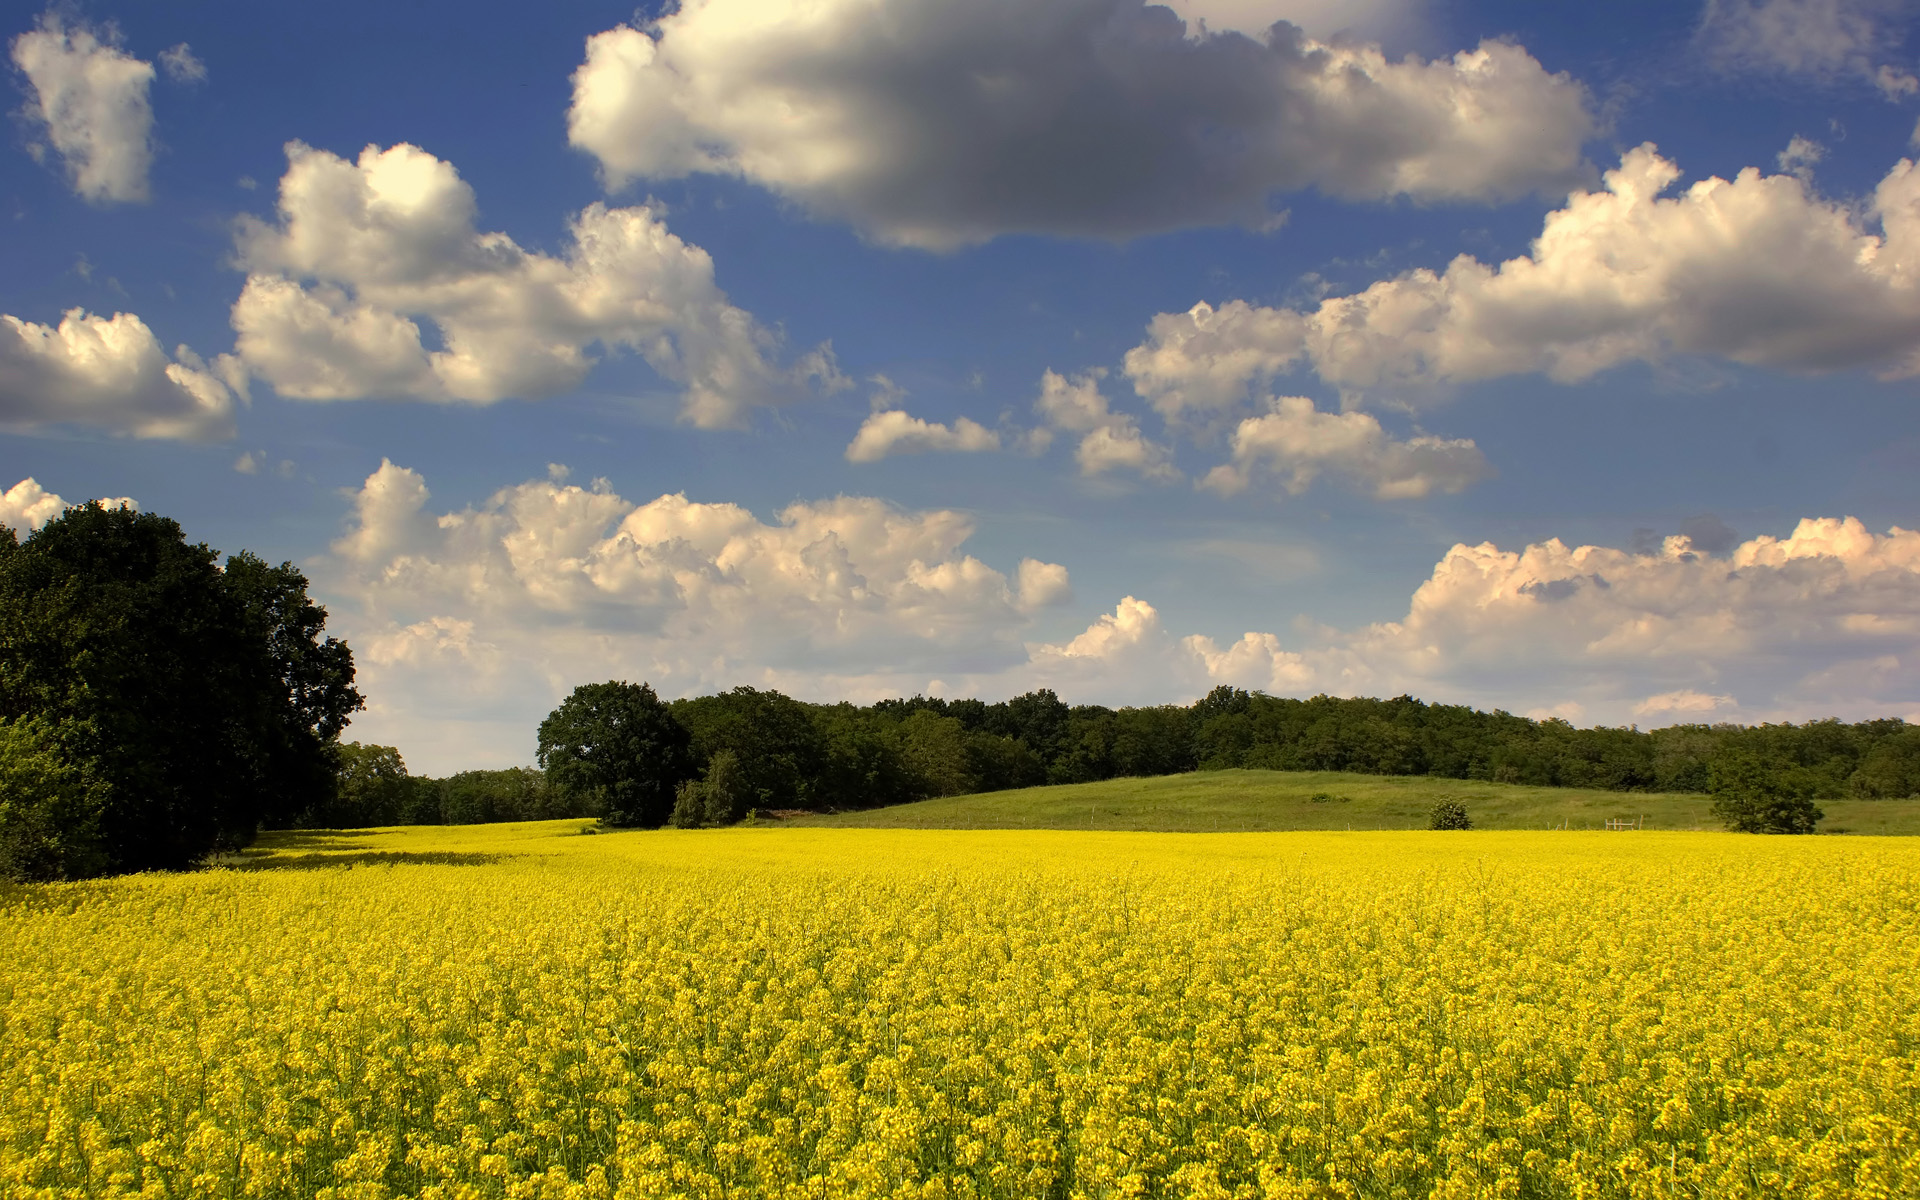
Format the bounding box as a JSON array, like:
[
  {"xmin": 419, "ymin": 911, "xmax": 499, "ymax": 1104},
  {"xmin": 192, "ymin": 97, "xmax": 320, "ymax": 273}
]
[{"xmin": 1428, "ymin": 799, "xmax": 1473, "ymax": 830}]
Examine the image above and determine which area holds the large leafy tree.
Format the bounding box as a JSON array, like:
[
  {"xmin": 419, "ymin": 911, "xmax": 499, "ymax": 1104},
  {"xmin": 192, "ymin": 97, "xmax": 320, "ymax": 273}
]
[
  {"xmin": 538, "ymin": 681, "xmax": 694, "ymax": 827},
  {"xmin": 1710, "ymin": 753, "xmax": 1823, "ymax": 834},
  {"xmin": 0, "ymin": 503, "xmax": 362, "ymax": 876}
]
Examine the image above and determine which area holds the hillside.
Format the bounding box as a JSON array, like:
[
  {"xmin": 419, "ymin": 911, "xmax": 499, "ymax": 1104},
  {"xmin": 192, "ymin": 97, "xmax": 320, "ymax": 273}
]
[{"xmin": 784, "ymin": 768, "xmax": 1920, "ymax": 834}]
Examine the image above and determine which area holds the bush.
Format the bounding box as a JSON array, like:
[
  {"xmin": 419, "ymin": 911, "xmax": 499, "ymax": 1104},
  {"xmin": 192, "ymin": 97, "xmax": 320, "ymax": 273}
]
[{"xmin": 1428, "ymin": 799, "xmax": 1473, "ymax": 830}]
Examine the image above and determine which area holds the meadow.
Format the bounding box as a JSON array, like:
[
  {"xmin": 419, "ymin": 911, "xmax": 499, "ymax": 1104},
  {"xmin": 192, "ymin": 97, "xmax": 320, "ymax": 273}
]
[
  {"xmin": 788, "ymin": 767, "xmax": 1920, "ymax": 835},
  {"xmin": 2, "ymin": 820, "xmax": 1917, "ymax": 1199}
]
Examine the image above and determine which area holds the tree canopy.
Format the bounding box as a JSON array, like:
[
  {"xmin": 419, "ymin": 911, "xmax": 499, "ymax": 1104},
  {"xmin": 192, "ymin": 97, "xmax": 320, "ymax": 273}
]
[
  {"xmin": 0, "ymin": 503, "xmax": 362, "ymax": 877},
  {"xmin": 538, "ymin": 681, "xmax": 695, "ymax": 827}
]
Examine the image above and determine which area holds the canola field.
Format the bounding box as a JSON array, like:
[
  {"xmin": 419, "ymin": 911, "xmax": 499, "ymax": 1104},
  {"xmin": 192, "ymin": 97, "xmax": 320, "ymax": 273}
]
[{"xmin": 2, "ymin": 822, "xmax": 1917, "ymax": 1200}]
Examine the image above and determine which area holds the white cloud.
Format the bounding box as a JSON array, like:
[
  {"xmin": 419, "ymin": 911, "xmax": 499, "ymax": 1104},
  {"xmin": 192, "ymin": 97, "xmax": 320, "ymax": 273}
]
[
  {"xmin": 1199, "ymin": 395, "xmax": 1490, "ymax": 498},
  {"xmin": 0, "ymin": 477, "xmax": 136, "ymax": 532},
  {"xmin": 567, "ymin": 0, "xmax": 1591, "ymax": 248},
  {"xmin": 324, "ymin": 460, "xmax": 1072, "ymax": 767},
  {"xmin": 1015, "ymin": 558, "xmax": 1073, "ymax": 611},
  {"xmin": 0, "ymin": 308, "xmax": 237, "ymax": 440},
  {"xmin": 1035, "ymin": 369, "xmax": 1179, "ymax": 481},
  {"xmin": 10, "ymin": 13, "xmax": 156, "ymax": 203},
  {"xmin": 845, "ymin": 409, "xmax": 1000, "ymax": 462},
  {"xmin": 1175, "ymin": 516, "xmax": 1920, "ymax": 722},
  {"xmin": 1126, "ymin": 144, "xmax": 1920, "ymax": 409},
  {"xmin": 1699, "ymin": 0, "xmax": 1918, "ymax": 98},
  {"xmin": 156, "ymin": 43, "xmax": 204, "ymax": 84},
  {"xmin": 230, "ymin": 141, "xmax": 842, "ymax": 427}
]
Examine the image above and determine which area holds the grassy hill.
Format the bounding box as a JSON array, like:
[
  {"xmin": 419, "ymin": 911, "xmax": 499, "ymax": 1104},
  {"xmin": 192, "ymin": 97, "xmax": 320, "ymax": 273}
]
[{"xmin": 783, "ymin": 768, "xmax": 1920, "ymax": 834}]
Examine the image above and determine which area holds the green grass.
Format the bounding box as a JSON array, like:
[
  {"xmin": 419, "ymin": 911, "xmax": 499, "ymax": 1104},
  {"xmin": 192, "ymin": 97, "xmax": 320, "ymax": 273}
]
[{"xmin": 783, "ymin": 768, "xmax": 1920, "ymax": 834}]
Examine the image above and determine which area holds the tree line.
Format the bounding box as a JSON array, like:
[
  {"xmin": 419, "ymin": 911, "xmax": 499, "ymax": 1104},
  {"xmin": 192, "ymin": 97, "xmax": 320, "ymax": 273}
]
[{"xmin": 316, "ymin": 682, "xmax": 1918, "ymax": 833}]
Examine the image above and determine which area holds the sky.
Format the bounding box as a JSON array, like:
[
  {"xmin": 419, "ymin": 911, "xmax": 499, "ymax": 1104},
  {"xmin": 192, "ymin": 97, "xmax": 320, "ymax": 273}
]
[{"xmin": 5, "ymin": 0, "xmax": 1920, "ymax": 773}]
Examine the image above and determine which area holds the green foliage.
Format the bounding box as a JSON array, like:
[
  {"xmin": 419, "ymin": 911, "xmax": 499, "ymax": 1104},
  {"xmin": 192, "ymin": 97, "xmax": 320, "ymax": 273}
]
[
  {"xmin": 669, "ymin": 779, "xmax": 707, "ymax": 828},
  {"xmin": 323, "ymin": 742, "xmax": 413, "ymax": 827},
  {"xmin": 1710, "ymin": 754, "xmax": 1823, "ymax": 834},
  {"xmin": 220, "ymin": 553, "xmax": 361, "ymax": 825},
  {"xmin": 701, "ymin": 749, "xmax": 749, "ymax": 825},
  {"xmin": 437, "ymin": 768, "xmax": 556, "ymax": 825},
  {"xmin": 673, "ymin": 687, "xmax": 828, "ymax": 810},
  {"xmin": 899, "ymin": 711, "xmax": 975, "ymax": 798},
  {"xmin": 1428, "ymin": 799, "xmax": 1472, "ymax": 830},
  {"xmin": 538, "ymin": 681, "xmax": 694, "ymax": 828},
  {"xmin": 0, "ymin": 503, "xmax": 361, "ymax": 877},
  {"xmin": 0, "ymin": 717, "xmax": 105, "ymax": 880},
  {"xmin": 1850, "ymin": 727, "xmax": 1920, "ymax": 798}
]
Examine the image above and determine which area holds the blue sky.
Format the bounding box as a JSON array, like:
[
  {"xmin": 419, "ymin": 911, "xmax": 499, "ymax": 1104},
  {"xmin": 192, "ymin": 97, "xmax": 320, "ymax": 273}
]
[{"xmin": 6, "ymin": 0, "xmax": 1920, "ymax": 772}]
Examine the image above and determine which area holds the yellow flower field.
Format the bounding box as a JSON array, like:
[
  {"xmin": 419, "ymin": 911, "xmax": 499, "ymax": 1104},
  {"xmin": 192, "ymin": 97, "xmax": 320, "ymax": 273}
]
[{"xmin": 2, "ymin": 822, "xmax": 1916, "ymax": 1199}]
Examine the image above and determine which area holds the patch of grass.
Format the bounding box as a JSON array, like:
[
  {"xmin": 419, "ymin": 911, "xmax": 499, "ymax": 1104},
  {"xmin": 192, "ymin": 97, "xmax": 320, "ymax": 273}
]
[{"xmin": 786, "ymin": 768, "xmax": 1920, "ymax": 834}]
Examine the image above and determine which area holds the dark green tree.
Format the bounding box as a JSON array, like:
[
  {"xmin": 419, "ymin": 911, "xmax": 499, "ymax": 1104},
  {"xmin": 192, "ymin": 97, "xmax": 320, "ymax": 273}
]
[
  {"xmin": 1710, "ymin": 753, "xmax": 1823, "ymax": 834},
  {"xmin": 222, "ymin": 553, "xmax": 361, "ymax": 826},
  {"xmin": 538, "ymin": 681, "xmax": 694, "ymax": 827},
  {"xmin": 327, "ymin": 742, "xmax": 412, "ymax": 827},
  {"xmin": 0, "ymin": 503, "xmax": 361, "ymax": 875},
  {"xmin": 672, "ymin": 687, "xmax": 827, "ymax": 809}
]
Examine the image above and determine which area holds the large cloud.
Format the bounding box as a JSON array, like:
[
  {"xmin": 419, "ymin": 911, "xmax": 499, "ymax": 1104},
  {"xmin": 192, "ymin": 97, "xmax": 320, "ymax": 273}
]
[
  {"xmin": 1699, "ymin": 0, "xmax": 1918, "ymax": 97},
  {"xmin": 323, "ymin": 461, "xmax": 1072, "ymax": 767},
  {"xmin": 0, "ymin": 308, "xmax": 238, "ymax": 440},
  {"xmin": 567, "ymin": 0, "xmax": 1592, "ymax": 248},
  {"xmin": 230, "ymin": 142, "xmax": 841, "ymax": 427},
  {"xmin": 10, "ymin": 13, "xmax": 157, "ymax": 203},
  {"xmin": 1126, "ymin": 144, "xmax": 1920, "ymax": 411}
]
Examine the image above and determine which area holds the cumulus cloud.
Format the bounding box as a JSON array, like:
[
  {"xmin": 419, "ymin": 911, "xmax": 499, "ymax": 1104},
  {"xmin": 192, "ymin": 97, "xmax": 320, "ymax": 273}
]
[
  {"xmin": 1126, "ymin": 144, "xmax": 1920, "ymax": 410},
  {"xmin": 0, "ymin": 308, "xmax": 238, "ymax": 439},
  {"xmin": 1171, "ymin": 516, "xmax": 1920, "ymax": 724},
  {"xmin": 846, "ymin": 409, "xmax": 1000, "ymax": 462},
  {"xmin": 920, "ymin": 514, "xmax": 1920, "ymax": 721},
  {"xmin": 10, "ymin": 13, "xmax": 157, "ymax": 203},
  {"xmin": 0, "ymin": 477, "xmax": 136, "ymax": 532},
  {"xmin": 323, "ymin": 460, "xmax": 1073, "ymax": 766},
  {"xmin": 1199, "ymin": 395, "xmax": 1490, "ymax": 498},
  {"xmin": 1035, "ymin": 369, "xmax": 1179, "ymax": 481},
  {"xmin": 1699, "ymin": 0, "xmax": 1918, "ymax": 97},
  {"xmin": 230, "ymin": 141, "xmax": 841, "ymax": 427},
  {"xmin": 567, "ymin": 0, "xmax": 1591, "ymax": 248}
]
